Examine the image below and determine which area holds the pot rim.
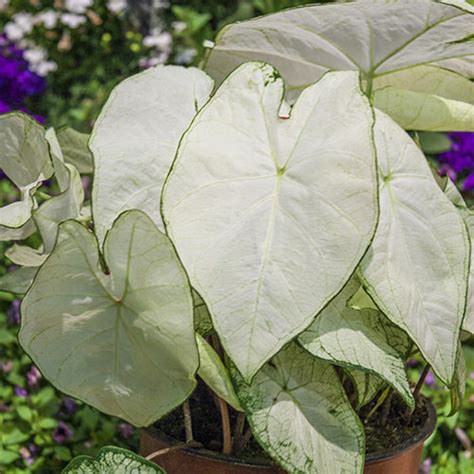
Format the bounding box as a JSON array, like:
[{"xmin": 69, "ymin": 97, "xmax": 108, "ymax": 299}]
[{"xmin": 144, "ymin": 397, "xmax": 437, "ymax": 468}]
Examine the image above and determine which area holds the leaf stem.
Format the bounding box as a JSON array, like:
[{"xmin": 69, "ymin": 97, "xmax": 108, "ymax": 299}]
[
  {"xmin": 183, "ymin": 400, "xmax": 193, "ymax": 443},
  {"xmin": 145, "ymin": 441, "xmax": 201, "ymax": 461},
  {"xmin": 232, "ymin": 412, "xmax": 246, "ymax": 451},
  {"xmin": 413, "ymin": 364, "xmax": 431, "ymax": 399},
  {"xmin": 217, "ymin": 396, "xmax": 232, "ymax": 455}
]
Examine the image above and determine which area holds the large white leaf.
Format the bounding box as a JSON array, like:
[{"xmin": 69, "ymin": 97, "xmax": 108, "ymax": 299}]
[
  {"xmin": 90, "ymin": 65, "xmax": 214, "ymax": 245},
  {"xmin": 299, "ymin": 278, "xmax": 414, "ymax": 409},
  {"xmin": 233, "ymin": 344, "xmax": 364, "ymax": 473},
  {"xmin": 20, "ymin": 211, "xmax": 198, "ymax": 426},
  {"xmin": 163, "ymin": 63, "xmax": 378, "ymax": 380},
  {"xmin": 359, "ymin": 111, "xmax": 469, "ymax": 385},
  {"xmin": 204, "ymin": 1, "xmax": 474, "ymax": 102}
]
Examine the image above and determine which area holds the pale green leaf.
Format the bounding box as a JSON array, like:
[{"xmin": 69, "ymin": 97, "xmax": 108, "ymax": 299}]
[
  {"xmin": 233, "ymin": 344, "xmax": 364, "ymax": 473},
  {"xmin": 20, "ymin": 211, "xmax": 198, "ymax": 426},
  {"xmin": 192, "ymin": 290, "xmax": 213, "ymax": 337},
  {"xmin": 373, "ymin": 66, "xmax": 474, "ymax": 104},
  {"xmin": 442, "ymin": 183, "xmax": 474, "ymax": 335},
  {"xmin": 347, "ymin": 369, "xmax": 384, "ymax": 409},
  {"xmin": 299, "ymin": 279, "xmax": 414, "ymax": 409},
  {"xmin": 449, "ymin": 345, "xmax": 466, "ymax": 415},
  {"xmin": 373, "ymin": 87, "xmax": 474, "ymax": 131},
  {"xmin": 0, "ymin": 112, "xmax": 52, "ymax": 188},
  {"xmin": 0, "ymin": 266, "xmax": 38, "ymax": 294},
  {"xmin": 196, "ymin": 334, "xmax": 242, "ymax": 411},
  {"xmin": 204, "ymin": 1, "xmax": 473, "ymax": 100},
  {"xmin": 6, "ymin": 244, "xmax": 46, "ymax": 267},
  {"xmin": 0, "ymin": 113, "xmax": 54, "ymax": 240},
  {"xmin": 56, "ymin": 127, "xmax": 93, "ymax": 174},
  {"xmin": 359, "ymin": 111, "xmax": 469, "ymax": 385},
  {"xmin": 62, "ymin": 446, "xmax": 165, "ymax": 473},
  {"xmin": 163, "ymin": 63, "xmax": 378, "ymax": 380},
  {"xmin": 34, "ymin": 129, "xmax": 84, "ymax": 253},
  {"xmin": 90, "ymin": 65, "xmax": 213, "ymax": 245}
]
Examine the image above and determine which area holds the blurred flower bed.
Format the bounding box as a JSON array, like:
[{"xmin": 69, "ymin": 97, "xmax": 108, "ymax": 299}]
[{"xmin": 0, "ymin": 0, "xmax": 473, "ymax": 473}]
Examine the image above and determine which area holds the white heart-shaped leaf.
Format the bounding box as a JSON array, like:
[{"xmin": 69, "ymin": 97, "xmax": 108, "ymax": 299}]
[
  {"xmin": 90, "ymin": 65, "xmax": 214, "ymax": 244},
  {"xmin": 20, "ymin": 211, "xmax": 198, "ymax": 426},
  {"xmin": 359, "ymin": 111, "xmax": 469, "ymax": 384},
  {"xmin": 205, "ymin": 1, "xmax": 473, "ymax": 103},
  {"xmin": 299, "ymin": 279, "xmax": 414, "ymax": 409},
  {"xmin": 233, "ymin": 344, "xmax": 364, "ymax": 473},
  {"xmin": 163, "ymin": 63, "xmax": 378, "ymax": 380}
]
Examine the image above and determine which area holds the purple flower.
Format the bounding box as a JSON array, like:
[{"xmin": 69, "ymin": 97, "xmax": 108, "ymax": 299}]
[
  {"xmin": 53, "ymin": 421, "xmax": 73, "ymax": 444},
  {"xmin": 424, "ymin": 371, "xmax": 436, "ymax": 387},
  {"xmin": 26, "ymin": 366, "xmax": 42, "ymax": 387},
  {"xmin": 0, "ymin": 403, "xmax": 10, "ymax": 413},
  {"xmin": 0, "ymin": 34, "xmax": 46, "ymax": 118},
  {"xmin": 15, "ymin": 386, "xmax": 28, "ymax": 398},
  {"xmin": 469, "ymin": 371, "xmax": 474, "ymax": 381},
  {"xmin": 61, "ymin": 397, "xmax": 77, "ymax": 415},
  {"xmin": 419, "ymin": 457, "xmax": 432, "ymax": 474},
  {"xmin": 20, "ymin": 447, "xmax": 35, "ymax": 465},
  {"xmin": 117, "ymin": 423, "xmax": 134, "ymax": 439},
  {"xmin": 7, "ymin": 299, "xmax": 21, "ymax": 325},
  {"xmin": 438, "ymin": 133, "xmax": 474, "ymax": 191},
  {"xmin": 406, "ymin": 358, "xmax": 418, "ymax": 368}
]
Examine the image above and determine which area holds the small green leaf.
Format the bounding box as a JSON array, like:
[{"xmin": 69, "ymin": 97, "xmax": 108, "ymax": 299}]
[
  {"xmin": 16, "ymin": 405, "xmax": 34, "ymax": 423},
  {"xmin": 62, "ymin": 446, "xmax": 165, "ymax": 473},
  {"xmin": 196, "ymin": 334, "xmax": 242, "ymax": 411},
  {"xmin": 38, "ymin": 418, "xmax": 58, "ymax": 429},
  {"xmin": 0, "ymin": 449, "xmax": 20, "ymax": 464}
]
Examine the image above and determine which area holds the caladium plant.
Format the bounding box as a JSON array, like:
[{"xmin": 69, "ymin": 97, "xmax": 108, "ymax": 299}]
[{"xmin": 0, "ymin": 1, "xmax": 473, "ymax": 473}]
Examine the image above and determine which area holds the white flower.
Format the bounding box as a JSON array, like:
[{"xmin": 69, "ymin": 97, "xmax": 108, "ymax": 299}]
[
  {"xmin": 13, "ymin": 12, "xmax": 34, "ymax": 34},
  {"xmin": 172, "ymin": 21, "xmax": 187, "ymax": 33},
  {"xmin": 36, "ymin": 10, "xmax": 58, "ymax": 29},
  {"xmin": 24, "ymin": 47, "xmax": 48, "ymax": 66},
  {"xmin": 143, "ymin": 31, "xmax": 172, "ymax": 50},
  {"xmin": 32, "ymin": 60, "xmax": 57, "ymax": 77},
  {"xmin": 61, "ymin": 13, "xmax": 87, "ymax": 29},
  {"xmin": 4, "ymin": 22, "xmax": 24, "ymax": 41},
  {"xmin": 0, "ymin": 0, "xmax": 9, "ymax": 13},
  {"xmin": 174, "ymin": 48, "xmax": 196, "ymax": 65},
  {"xmin": 65, "ymin": 0, "xmax": 93, "ymax": 14},
  {"xmin": 106, "ymin": 0, "xmax": 127, "ymax": 14}
]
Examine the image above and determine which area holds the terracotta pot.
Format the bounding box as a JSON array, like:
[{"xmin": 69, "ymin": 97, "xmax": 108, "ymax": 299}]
[{"xmin": 140, "ymin": 401, "xmax": 436, "ymax": 474}]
